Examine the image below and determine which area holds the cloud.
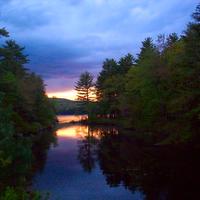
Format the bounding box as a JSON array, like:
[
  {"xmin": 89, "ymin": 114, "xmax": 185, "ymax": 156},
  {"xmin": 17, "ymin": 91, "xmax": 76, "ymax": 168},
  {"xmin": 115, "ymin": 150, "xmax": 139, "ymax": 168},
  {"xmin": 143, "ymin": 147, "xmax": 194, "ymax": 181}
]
[
  {"xmin": 0, "ymin": 0, "xmax": 199, "ymax": 93},
  {"xmin": 130, "ymin": 6, "xmax": 158, "ymax": 21}
]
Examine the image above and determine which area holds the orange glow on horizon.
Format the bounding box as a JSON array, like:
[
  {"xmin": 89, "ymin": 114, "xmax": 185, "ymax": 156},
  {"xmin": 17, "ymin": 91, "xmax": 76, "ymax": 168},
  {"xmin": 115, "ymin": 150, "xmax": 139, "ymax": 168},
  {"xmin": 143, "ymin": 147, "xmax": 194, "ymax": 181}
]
[
  {"xmin": 47, "ymin": 89, "xmax": 97, "ymax": 101},
  {"xmin": 47, "ymin": 90, "xmax": 77, "ymax": 100}
]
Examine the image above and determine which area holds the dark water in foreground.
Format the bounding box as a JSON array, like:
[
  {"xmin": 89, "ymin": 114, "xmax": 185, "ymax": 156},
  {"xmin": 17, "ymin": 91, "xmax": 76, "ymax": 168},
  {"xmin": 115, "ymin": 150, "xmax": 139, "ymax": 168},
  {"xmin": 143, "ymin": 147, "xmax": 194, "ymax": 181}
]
[
  {"xmin": 33, "ymin": 125, "xmax": 143, "ymax": 200},
  {"xmin": 32, "ymin": 116, "xmax": 200, "ymax": 200}
]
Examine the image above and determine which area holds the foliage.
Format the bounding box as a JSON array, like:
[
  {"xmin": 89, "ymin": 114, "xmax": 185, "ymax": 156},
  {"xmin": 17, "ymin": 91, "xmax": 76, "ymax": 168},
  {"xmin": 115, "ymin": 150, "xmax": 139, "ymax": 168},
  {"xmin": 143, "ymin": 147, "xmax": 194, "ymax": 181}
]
[
  {"xmin": 0, "ymin": 187, "xmax": 49, "ymax": 200},
  {"xmin": 86, "ymin": 4, "xmax": 200, "ymax": 143},
  {"xmin": 75, "ymin": 71, "xmax": 95, "ymax": 102},
  {"xmin": 95, "ymin": 54, "xmax": 135, "ymax": 118},
  {"xmin": 0, "ymin": 27, "xmax": 56, "ymax": 197}
]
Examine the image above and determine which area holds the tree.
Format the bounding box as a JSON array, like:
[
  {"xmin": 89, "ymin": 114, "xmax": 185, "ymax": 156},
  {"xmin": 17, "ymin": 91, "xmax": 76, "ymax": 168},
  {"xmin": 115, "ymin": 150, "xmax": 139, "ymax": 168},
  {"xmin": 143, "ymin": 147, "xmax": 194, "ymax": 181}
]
[
  {"xmin": 184, "ymin": 3, "xmax": 200, "ymax": 66},
  {"xmin": 166, "ymin": 33, "xmax": 179, "ymax": 48},
  {"xmin": 192, "ymin": 3, "xmax": 200, "ymax": 22},
  {"xmin": 75, "ymin": 71, "xmax": 94, "ymax": 102},
  {"xmin": 1, "ymin": 40, "xmax": 28, "ymax": 76},
  {"xmin": 86, "ymin": 3, "xmax": 200, "ymax": 143},
  {"xmin": 0, "ymin": 25, "xmax": 57, "ymax": 197},
  {"xmin": 95, "ymin": 57, "xmax": 129, "ymax": 118},
  {"xmin": 137, "ymin": 37, "xmax": 158, "ymax": 64},
  {"xmin": 96, "ymin": 58, "xmax": 118, "ymax": 100},
  {"xmin": 0, "ymin": 28, "xmax": 9, "ymax": 38},
  {"xmin": 118, "ymin": 53, "xmax": 135, "ymax": 73}
]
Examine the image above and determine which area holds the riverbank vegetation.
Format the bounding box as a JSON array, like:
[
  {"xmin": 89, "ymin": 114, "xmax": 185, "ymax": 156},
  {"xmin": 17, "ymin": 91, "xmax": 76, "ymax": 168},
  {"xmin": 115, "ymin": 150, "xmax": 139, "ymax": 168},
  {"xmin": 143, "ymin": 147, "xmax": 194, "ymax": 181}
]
[
  {"xmin": 0, "ymin": 28, "xmax": 56, "ymax": 198},
  {"xmin": 76, "ymin": 4, "xmax": 200, "ymax": 144}
]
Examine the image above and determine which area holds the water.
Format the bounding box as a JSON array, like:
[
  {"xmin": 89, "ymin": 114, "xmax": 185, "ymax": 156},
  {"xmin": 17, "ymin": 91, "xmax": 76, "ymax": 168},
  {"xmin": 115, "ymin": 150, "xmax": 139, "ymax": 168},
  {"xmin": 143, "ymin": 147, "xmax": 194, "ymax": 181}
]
[
  {"xmin": 32, "ymin": 115, "xmax": 200, "ymax": 200},
  {"xmin": 57, "ymin": 115, "xmax": 88, "ymax": 124},
  {"xmin": 32, "ymin": 121, "xmax": 144, "ymax": 200}
]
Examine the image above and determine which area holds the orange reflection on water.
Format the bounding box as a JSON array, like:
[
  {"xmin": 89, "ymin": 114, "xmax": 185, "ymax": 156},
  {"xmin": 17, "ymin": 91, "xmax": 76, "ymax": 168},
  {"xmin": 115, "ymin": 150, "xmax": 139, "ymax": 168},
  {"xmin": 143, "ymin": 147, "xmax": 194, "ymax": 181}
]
[
  {"xmin": 56, "ymin": 123, "xmax": 118, "ymax": 139},
  {"xmin": 57, "ymin": 115, "xmax": 88, "ymax": 124},
  {"xmin": 56, "ymin": 125, "xmax": 89, "ymax": 138}
]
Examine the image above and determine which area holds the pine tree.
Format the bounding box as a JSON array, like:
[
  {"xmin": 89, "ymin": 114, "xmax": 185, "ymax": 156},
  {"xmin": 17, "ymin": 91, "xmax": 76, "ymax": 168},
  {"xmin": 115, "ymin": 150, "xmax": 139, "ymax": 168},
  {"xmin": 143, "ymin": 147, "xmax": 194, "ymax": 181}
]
[
  {"xmin": 75, "ymin": 71, "xmax": 94, "ymax": 102},
  {"xmin": 118, "ymin": 53, "xmax": 135, "ymax": 73}
]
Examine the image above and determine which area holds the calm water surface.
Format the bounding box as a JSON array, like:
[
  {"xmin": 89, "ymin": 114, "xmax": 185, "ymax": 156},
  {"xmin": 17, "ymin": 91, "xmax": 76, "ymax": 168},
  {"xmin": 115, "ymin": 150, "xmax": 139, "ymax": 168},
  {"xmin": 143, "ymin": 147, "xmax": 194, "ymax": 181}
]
[
  {"xmin": 57, "ymin": 115, "xmax": 88, "ymax": 124},
  {"xmin": 32, "ymin": 115, "xmax": 200, "ymax": 200},
  {"xmin": 33, "ymin": 120, "xmax": 144, "ymax": 200}
]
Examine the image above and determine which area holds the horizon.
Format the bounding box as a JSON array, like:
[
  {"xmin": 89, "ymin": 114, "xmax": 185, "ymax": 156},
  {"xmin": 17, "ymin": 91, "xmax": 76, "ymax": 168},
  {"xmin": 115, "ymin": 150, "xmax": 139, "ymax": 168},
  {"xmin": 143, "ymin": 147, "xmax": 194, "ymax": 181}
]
[
  {"xmin": 47, "ymin": 90, "xmax": 77, "ymax": 100},
  {"xmin": 0, "ymin": 0, "xmax": 199, "ymax": 100}
]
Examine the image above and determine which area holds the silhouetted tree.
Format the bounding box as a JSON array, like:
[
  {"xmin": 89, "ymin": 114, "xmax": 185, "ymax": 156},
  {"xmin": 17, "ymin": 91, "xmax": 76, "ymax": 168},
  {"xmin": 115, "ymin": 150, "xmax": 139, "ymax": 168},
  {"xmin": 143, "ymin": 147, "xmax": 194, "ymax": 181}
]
[{"xmin": 75, "ymin": 71, "xmax": 94, "ymax": 102}]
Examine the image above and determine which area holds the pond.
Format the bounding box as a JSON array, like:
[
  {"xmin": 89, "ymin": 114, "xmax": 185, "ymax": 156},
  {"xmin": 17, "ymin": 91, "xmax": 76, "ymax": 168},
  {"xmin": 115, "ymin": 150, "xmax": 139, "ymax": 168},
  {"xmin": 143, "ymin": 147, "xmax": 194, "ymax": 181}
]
[{"xmin": 32, "ymin": 115, "xmax": 200, "ymax": 200}]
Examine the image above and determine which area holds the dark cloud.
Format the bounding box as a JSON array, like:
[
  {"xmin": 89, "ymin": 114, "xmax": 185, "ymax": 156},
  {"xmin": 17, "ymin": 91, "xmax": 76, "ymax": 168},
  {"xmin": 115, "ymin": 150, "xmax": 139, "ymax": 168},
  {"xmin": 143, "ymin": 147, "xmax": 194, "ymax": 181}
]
[{"xmin": 0, "ymin": 0, "xmax": 199, "ymax": 92}]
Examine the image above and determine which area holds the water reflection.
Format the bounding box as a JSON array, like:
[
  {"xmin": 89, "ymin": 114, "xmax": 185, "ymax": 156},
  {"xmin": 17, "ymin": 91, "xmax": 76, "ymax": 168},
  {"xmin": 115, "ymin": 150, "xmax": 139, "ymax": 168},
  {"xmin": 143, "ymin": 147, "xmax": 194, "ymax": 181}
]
[
  {"xmin": 32, "ymin": 123, "xmax": 200, "ymax": 200},
  {"xmin": 77, "ymin": 127, "xmax": 99, "ymax": 173},
  {"xmin": 0, "ymin": 129, "xmax": 57, "ymax": 192},
  {"xmin": 77, "ymin": 126, "xmax": 200, "ymax": 200},
  {"xmin": 32, "ymin": 130, "xmax": 57, "ymax": 174},
  {"xmin": 57, "ymin": 115, "xmax": 88, "ymax": 124},
  {"xmin": 33, "ymin": 124, "xmax": 136, "ymax": 200},
  {"xmin": 56, "ymin": 125, "xmax": 87, "ymax": 138}
]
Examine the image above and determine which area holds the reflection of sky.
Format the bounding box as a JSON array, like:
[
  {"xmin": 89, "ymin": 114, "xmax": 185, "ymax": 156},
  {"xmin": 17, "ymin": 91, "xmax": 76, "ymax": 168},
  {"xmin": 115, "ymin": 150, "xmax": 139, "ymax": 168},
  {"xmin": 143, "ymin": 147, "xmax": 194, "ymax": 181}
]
[
  {"xmin": 56, "ymin": 125, "xmax": 89, "ymax": 138},
  {"xmin": 33, "ymin": 125, "xmax": 143, "ymax": 200},
  {"xmin": 1, "ymin": 0, "xmax": 198, "ymax": 96},
  {"xmin": 57, "ymin": 115, "xmax": 88, "ymax": 124}
]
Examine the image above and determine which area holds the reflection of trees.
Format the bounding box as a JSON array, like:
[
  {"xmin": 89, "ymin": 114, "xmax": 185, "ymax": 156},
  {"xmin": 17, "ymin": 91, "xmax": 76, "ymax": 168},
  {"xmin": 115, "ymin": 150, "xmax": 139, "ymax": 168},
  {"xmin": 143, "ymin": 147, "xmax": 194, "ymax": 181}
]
[
  {"xmin": 77, "ymin": 126, "xmax": 119, "ymax": 173},
  {"xmin": 97, "ymin": 130, "xmax": 200, "ymax": 200},
  {"xmin": 31, "ymin": 130, "xmax": 57, "ymax": 176},
  {"xmin": 77, "ymin": 125, "xmax": 200, "ymax": 199},
  {"xmin": 77, "ymin": 127, "xmax": 98, "ymax": 173},
  {"xmin": 0, "ymin": 129, "xmax": 57, "ymax": 191}
]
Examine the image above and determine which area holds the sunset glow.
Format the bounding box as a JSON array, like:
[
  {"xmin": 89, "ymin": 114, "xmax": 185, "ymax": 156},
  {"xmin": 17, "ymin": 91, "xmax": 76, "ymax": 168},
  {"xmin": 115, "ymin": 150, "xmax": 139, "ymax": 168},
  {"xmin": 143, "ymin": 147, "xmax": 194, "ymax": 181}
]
[
  {"xmin": 57, "ymin": 115, "xmax": 88, "ymax": 123},
  {"xmin": 56, "ymin": 125, "xmax": 89, "ymax": 138},
  {"xmin": 47, "ymin": 90, "xmax": 77, "ymax": 100}
]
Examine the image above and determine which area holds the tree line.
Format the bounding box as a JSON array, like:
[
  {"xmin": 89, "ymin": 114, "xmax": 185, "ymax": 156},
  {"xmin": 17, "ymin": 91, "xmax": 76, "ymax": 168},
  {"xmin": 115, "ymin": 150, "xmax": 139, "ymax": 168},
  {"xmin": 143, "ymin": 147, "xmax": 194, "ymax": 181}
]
[
  {"xmin": 75, "ymin": 4, "xmax": 200, "ymax": 143},
  {"xmin": 0, "ymin": 28, "xmax": 56, "ymax": 198}
]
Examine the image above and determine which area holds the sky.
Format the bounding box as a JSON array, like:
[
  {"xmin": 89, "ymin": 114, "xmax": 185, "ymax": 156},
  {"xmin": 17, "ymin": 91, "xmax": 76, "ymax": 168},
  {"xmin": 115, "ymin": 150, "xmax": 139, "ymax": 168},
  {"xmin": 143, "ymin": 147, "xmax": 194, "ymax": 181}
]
[{"xmin": 0, "ymin": 0, "xmax": 198, "ymax": 100}]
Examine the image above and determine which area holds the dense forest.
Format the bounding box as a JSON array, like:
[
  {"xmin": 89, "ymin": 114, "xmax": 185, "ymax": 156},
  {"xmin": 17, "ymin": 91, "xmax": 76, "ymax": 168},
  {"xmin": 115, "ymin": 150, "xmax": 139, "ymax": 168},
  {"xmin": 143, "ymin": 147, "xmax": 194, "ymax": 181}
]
[
  {"xmin": 76, "ymin": 4, "xmax": 200, "ymax": 144},
  {"xmin": 0, "ymin": 28, "xmax": 56, "ymax": 199}
]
